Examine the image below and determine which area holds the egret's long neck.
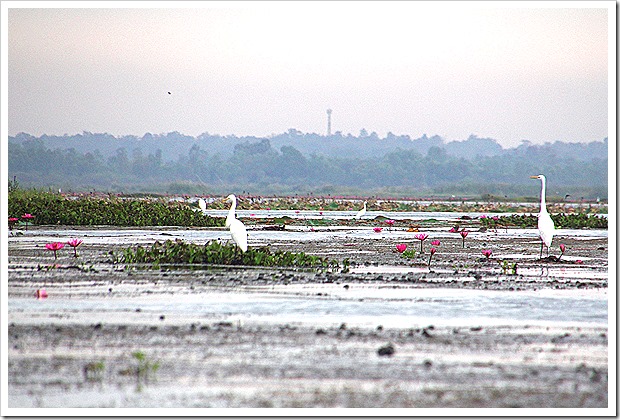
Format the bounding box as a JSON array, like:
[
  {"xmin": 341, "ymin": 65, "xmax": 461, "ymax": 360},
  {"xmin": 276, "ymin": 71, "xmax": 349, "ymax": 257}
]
[
  {"xmin": 226, "ymin": 197, "xmax": 237, "ymax": 225},
  {"xmin": 540, "ymin": 178, "xmax": 547, "ymax": 212}
]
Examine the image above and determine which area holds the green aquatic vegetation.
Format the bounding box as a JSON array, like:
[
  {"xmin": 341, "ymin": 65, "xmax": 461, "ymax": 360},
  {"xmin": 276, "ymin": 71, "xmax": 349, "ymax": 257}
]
[
  {"xmin": 8, "ymin": 189, "xmax": 223, "ymax": 227},
  {"xmin": 400, "ymin": 249, "xmax": 416, "ymax": 259},
  {"xmin": 121, "ymin": 351, "xmax": 160, "ymax": 390},
  {"xmin": 132, "ymin": 351, "xmax": 160, "ymax": 379},
  {"xmin": 499, "ymin": 260, "xmax": 518, "ymax": 275},
  {"xmin": 271, "ymin": 216, "xmax": 293, "ymax": 224},
  {"xmin": 341, "ymin": 258, "xmax": 351, "ymax": 273},
  {"xmin": 551, "ymin": 213, "xmax": 608, "ymax": 229},
  {"xmin": 83, "ymin": 361, "xmax": 105, "ymax": 382},
  {"xmin": 481, "ymin": 213, "xmax": 607, "ymax": 230},
  {"xmin": 117, "ymin": 239, "xmax": 342, "ymax": 270},
  {"xmin": 306, "ymin": 218, "xmax": 336, "ymax": 227}
]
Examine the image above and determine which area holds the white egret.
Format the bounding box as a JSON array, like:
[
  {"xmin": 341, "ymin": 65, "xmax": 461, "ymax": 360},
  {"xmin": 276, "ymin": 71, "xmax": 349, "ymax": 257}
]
[
  {"xmin": 224, "ymin": 194, "xmax": 248, "ymax": 252},
  {"xmin": 530, "ymin": 174, "xmax": 555, "ymax": 258},
  {"xmin": 198, "ymin": 198, "xmax": 207, "ymax": 213},
  {"xmin": 354, "ymin": 201, "xmax": 367, "ymax": 219}
]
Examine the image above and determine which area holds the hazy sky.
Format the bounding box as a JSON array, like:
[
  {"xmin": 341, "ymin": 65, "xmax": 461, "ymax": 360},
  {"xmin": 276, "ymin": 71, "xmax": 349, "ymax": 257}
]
[{"xmin": 5, "ymin": 1, "xmax": 612, "ymax": 147}]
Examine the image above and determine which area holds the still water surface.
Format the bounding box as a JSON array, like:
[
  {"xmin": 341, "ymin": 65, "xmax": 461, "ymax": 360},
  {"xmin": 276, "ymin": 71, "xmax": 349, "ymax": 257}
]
[{"xmin": 9, "ymin": 286, "xmax": 607, "ymax": 329}]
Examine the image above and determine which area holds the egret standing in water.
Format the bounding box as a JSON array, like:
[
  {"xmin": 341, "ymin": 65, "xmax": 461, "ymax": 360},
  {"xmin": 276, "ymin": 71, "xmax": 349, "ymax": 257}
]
[
  {"xmin": 354, "ymin": 201, "xmax": 367, "ymax": 220},
  {"xmin": 530, "ymin": 174, "xmax": 555, "ymax": 258},
  {"xmin": 224, "ymin": 194, "xmax": 248, "ymax": 252},
  {"xmin": 198, "ymin": 198, "xmax": 207, "ymax": 213}
]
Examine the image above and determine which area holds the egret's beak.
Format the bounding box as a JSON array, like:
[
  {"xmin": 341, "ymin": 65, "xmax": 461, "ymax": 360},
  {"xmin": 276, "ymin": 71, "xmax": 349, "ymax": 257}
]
[{"xmin": 529, "ymin": 176, "xmax": 538, "ymax": 179}]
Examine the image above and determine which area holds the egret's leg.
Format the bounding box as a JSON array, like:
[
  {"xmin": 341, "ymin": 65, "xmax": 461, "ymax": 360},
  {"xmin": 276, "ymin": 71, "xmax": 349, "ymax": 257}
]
[{"xmin": 539, "ymin": 241, "xmax": 544, "ymax": 259}]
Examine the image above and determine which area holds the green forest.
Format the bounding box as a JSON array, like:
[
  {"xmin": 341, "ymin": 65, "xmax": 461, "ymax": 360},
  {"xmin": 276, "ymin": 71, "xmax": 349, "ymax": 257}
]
[{"xmin": 8, "ymin": 132, "xmax": 608, "ymax": 200}]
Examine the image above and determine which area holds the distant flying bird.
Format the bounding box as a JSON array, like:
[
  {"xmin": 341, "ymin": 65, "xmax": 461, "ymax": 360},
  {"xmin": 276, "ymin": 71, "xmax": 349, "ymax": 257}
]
[
  {"xmin": 354, "ymin": 201, "xmax": 367, "ymax": 219},
  {"xmin": 530, "ymin": 174, "xmax": 555, "ymax": 258},
  {"xmin": 168, "ymin": 91, "xmax": 171, "ymax": 95},
  {"xmin": 225, "ymin": 194, "xmax": 248, "ymax": 252}
]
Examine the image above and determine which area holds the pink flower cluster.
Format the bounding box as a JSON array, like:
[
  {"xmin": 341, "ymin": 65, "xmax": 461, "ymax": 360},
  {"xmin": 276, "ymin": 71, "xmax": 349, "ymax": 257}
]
[
  {"xmin": 45, "ymin": 238, "xmax": 83, "ymax": 259},
  {"xmin": 8, "ymin": 213, "xmax": 35, "ymax": 230}
]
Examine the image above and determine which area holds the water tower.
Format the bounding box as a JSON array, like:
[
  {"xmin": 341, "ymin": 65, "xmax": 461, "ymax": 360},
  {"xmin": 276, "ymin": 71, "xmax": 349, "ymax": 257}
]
[{"xmin": 326, "ymin": 109, "xmax": 332, "ymax": 136}]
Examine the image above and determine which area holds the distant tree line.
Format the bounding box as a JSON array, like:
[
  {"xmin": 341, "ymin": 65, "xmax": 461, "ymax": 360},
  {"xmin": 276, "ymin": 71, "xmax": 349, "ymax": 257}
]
[{"xmin": 8, "ymin": 132, "xmax": 608, "ymax": 199}]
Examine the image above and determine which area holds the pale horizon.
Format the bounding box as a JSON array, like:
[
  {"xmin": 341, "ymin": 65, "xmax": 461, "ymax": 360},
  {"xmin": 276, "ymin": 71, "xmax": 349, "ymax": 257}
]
[{"xmin": 5, "ymin": 1, "xmax": 613, "ymax": 148}]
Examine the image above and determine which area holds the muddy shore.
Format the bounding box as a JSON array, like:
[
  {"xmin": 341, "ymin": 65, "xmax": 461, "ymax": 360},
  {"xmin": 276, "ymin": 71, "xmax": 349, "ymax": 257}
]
[{"xmin": 6, "ymin": 222, "xmax": 610, "ymax": 410}]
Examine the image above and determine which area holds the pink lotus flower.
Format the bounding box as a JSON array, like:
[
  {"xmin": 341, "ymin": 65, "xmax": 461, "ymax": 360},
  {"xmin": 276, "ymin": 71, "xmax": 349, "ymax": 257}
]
[
  {"xmin": 35, "ymin": 289, "xmax": 48, "ymax": 299},
  {"xmin": 67, "ymin": 238, "xmax": 82, "ymax": 247},
  {"xmin": 414, "ymin": 233, "xmax": 428, "ymax": 253},
  {"xmin": 396, "ymin": 243, "xmax": 407, "ymax": 253},
  {"xmin": 428, "ymin": 247, "xmax": 437, "ymax": 267},
  {"xmin": 482, "ymin": 249, "xmax": 493, "ymax": 259},
  {"xmin": 449, "ymin": 226, "xmax": 458, "ymax": 233},
  {"xmin": 45, "ymin": 242, "xmax": 65, "ymax": 259},
  {"xmin": 373, "ymin": 227, "xmax": 383, "ymax": 233},
  {"xmin": 431, "ymin": 240, "xmax": 441, "ymax": 246},
  {"xmin": 8, "ymin": 217, "xmax": 19, "ymax": 230},
  {"xmin": 319, "ymin": 211, "xmax": 323, "ymax": 216},
  {"xmin": 558, "ymin": 244, "xmax": 566, "ymax": 260},
  {"xmin": 385, "ymin": 219, "xmax": 395, "ymax": 226},
  {"xmin": 460, "ymin": 230, "xmax": 469, "ymax": 248},
  {"xmin": 66, "ymin": 238, "xmax": 83, "ymax": 257},
  {"xmin": 21, "ymin": 213, "xmax": 34, "ymax": 230},
  {"xmin": 295, "ymin": 210, "xmax": 300, "ymax": 214}
]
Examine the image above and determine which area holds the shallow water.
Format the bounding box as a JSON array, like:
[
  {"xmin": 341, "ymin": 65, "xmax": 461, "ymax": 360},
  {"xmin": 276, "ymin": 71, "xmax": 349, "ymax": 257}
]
[
  {"xmin": 349, "ymin": 264, "xmax": 608, "ymax": 280},
  {"xmin": 9, "ymin": 285, "xmax": 607, "ymax": 329},
  {"xmin": 203, "ymin": 209, "xmax": 502, "ymax": 221},
  {"xmin": 10, "ymin": 225, "xmax": 608, "ymax": 246},
  {"xmin": 200, "ymin": 209, "xmax": 608, "ymax": 221}
]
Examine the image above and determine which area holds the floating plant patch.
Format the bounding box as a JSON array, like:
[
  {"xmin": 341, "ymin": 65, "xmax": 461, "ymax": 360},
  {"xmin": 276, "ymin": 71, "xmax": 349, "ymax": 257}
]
[{"xmin": 116, "ymin": 239, "xmax": 345, "ymax": 270}]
